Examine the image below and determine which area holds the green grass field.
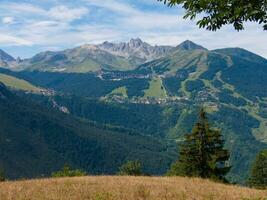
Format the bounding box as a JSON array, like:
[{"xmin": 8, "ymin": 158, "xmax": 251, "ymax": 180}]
[{"xmin": 110, "ymin": 86, "xmax": 128, "ymax": 97}]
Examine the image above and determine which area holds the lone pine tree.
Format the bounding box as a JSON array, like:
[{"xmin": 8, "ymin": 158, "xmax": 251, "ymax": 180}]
[{"xmin": 168, "ymin": 109, "xmax": 230, "ymax": 182}]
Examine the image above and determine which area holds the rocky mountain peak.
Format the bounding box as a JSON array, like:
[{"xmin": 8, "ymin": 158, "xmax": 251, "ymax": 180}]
[
  {"xmin": 97, "ymin": 38, "xmax": 172, "ymax": 61},
  {"xmin": 129, "ymin": 38, "xmax": 144, "ymax": 48},
  {"xmin": 16, "ymin": 57, "xmax": 22, "ymax": 63},
  {"xmin": 177, "ymin": 40, "xmax": 207, "ymax": 50},
  {"xmin": 101, "ymin": 41, "xmax": 114, "ymax": 48}
]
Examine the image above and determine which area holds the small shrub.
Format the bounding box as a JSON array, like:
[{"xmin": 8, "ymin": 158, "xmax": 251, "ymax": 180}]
[
  {"xmin": 0, "ymin": 169, "xmax": 5, "ymax": 182},
  {"xmin": 166, "ymin": 161, "xmax": 184, "ymax": 176},
  {"xmin": 51, "ymin": 164, "xmax": 87, "ymax": 178},
  {"xmin": 118, "ymin": 160, "xmax": 142, "ymax": 176}
]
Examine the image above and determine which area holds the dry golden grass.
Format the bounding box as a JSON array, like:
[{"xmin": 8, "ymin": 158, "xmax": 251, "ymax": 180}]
[{"xmin": 0, "ymin": 176, "xmax": 266, "ymax": 200}]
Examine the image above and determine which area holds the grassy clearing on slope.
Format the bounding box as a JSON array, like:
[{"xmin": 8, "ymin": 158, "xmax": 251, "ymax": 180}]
[
  {"xmin": 253, "ymin": 121, "xmax": 267, "ymax": 143},
  {"xmin": 144, "ymin": 77, "xmax": 167, "ymax": 99},
  {"xmin": 0, "ymin": 176, "xmax": 266, "ymax": 200},
  {"xmin": 110, "ymin": 86, "xmax": 128, "ymax": 98},
  {"xmin": 0, "ymin": 73, "xmax": 41, "ymax": 92}
]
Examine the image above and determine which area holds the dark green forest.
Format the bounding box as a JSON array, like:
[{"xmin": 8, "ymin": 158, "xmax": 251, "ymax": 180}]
[{"xmin": 0, "ymin": 83, "xmax": 176, "ymax": 179}]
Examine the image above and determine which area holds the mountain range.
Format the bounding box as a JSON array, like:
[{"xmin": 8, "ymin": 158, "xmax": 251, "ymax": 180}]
[
  {"xmin": 0, "ymin": 39, "xmax": 207, "ymax": 72},
  {"xmin": 0, "ymin": 38, "xmax": 267, "ymax": 184}
]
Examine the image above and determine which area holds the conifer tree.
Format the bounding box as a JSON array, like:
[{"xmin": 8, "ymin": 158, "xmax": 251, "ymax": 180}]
[
  {"xmin": 168, "ymin": 109, "xmax": 230, "ymax": 182},
  {"xmin": 248, "ymin": 149, "xmax": 267, "ymax": 189}
]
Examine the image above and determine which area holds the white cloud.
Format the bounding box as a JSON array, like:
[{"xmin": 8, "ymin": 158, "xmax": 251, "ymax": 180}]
[
  {"xmin": 0, "ymin": 3, "xmax": 88, "ymax": 22},
  {"xmin": 0, "ymin": 2, "xmax": 90, "ymax": 48},
  {"xmin": 0, "ymin": 34, "xmax": 32, "ymax": 46},
  {"xmin": 1, "ymin": 3, "xmax": 45, "ymax": 14},
  {"xmin": 25, "ymin": 20, "xmax": 68, "ymax": 33},
  {"xmin": 2, "ymin": 17, "xmax": 15, "ymax": 25},
  {"xmin": 86, "ymin": 0, "xmax": 185, "ymax": 30},
  {"xmin": 123, "ymin": 13, "xmax": 186, "ymax": 30},
  {"xmin": 86, "ymin": 0, "xmax": 137, "ymax": 15},
  {"xmin": 48, "ymin": 6, "xmax": 89, "ymax": 21}
]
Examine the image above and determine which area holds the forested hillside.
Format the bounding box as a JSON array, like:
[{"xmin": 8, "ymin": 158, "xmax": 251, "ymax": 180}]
[{"xmin": 0, "ymin": 83, "xmax": 176, "ymax": 179}]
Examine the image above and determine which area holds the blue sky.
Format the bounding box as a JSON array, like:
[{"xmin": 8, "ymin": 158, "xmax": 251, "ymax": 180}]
[{"xmin": 0, "ymin": 0, "xmax": 266, "ymax": 58}]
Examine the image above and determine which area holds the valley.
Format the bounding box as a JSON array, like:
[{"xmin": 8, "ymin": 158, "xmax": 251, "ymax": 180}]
[{"xmin": 0, "ymin": 39, "xmax": 267, "ymax": 184}]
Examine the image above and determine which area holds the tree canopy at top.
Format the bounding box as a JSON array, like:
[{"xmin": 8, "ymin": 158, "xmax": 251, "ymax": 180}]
[{"xmin": 159, "ymin": 0, "xmax": 267, "ymax": 31}]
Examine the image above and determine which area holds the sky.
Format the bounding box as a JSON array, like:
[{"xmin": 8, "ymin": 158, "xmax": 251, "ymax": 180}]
[{"xmin": 0, "ymin": 0, "xmax": 266, "ymax": 58}]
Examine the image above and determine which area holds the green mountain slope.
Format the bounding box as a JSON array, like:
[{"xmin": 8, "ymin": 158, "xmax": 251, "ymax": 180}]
[
  {"xmin": 0, "ymin": 83, "xmax": 176, "ymax": 179},
  {"xmin": 18, "ymin": 47, "xmax": 135, "ymax": 72},
  {"xmin": 0, "ymin": 73, "xmax": 41, "ymax": 92},
  {"xmin": 1, "ymin": 41, "xmax": 267, "ymax": 184}
]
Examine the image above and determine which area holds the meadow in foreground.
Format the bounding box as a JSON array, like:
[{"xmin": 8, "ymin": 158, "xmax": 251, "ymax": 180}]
[{"xmin": 0, "ymin": 176, "xmax": 266, "ymax": 200}]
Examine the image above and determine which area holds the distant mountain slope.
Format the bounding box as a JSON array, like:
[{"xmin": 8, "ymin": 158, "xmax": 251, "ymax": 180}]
[
  {"xmin": 212, "ymin": 48, "xmax": 267, "ymax": 64},
  {"xmin": 0, "ymin": 49, "xmax": 14, "ymax": 62},
  {"xmin": 137, "ymin": 46, "xmax": 267, "ymax": 100},
  {"xmin": 0, "ymin": 40, "xmax": 222, "ymax": 73},
  {"xmin": 0, "ymin": 49, "xmax": 15, "ymax": 67},
  {"xmin": 0, "ymin": 73, "xmax": 41, "ymax": 92},
  {"xmin": 18, "ymin": 46, "xmax": 135, "ymax": 72},
  {"xmin": 0, "ymin": 83, "xmax": 175, "ymax": 179},
  {"xmin": 12, "ymin": 38, "xmax": 175, "ymax": 72},
  {"xmin": 136, "ymin": 48, "xmax": 208, "ymax": 76}
]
